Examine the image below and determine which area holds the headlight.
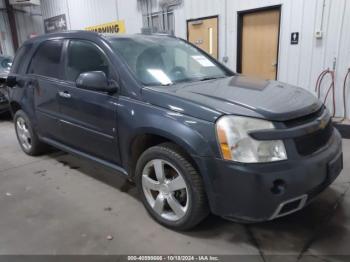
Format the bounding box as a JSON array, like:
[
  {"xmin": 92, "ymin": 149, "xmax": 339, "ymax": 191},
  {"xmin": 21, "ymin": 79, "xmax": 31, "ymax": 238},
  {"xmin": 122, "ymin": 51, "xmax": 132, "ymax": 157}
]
[{"xmin": 216, "ymin": 116, "xmax": 287, "ymax": 163}]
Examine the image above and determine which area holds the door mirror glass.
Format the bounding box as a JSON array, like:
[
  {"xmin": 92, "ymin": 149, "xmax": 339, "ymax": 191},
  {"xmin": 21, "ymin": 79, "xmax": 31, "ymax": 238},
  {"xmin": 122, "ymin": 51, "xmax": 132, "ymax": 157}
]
[{"xmin": 76, "ymin": 71, "xmax": 117, "ymax": 93}]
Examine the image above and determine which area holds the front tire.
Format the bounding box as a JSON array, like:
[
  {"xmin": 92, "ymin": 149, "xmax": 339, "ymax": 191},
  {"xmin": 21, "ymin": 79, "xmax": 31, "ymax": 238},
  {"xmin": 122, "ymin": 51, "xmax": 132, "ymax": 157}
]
[
  {"xmin": 135, "ymin": 143, "xmax": 209, "ymax": 230},
  {"xmin": 14, "ymin": 110, "xmax": 48, "ymax": 156}
]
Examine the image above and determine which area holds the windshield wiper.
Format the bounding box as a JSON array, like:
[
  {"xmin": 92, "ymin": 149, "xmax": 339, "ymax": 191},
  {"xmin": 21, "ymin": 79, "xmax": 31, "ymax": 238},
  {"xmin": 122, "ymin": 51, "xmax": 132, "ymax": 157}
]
[{"xmin": 198, "ymin": 76, "xmax": 227, "ymax": 82}]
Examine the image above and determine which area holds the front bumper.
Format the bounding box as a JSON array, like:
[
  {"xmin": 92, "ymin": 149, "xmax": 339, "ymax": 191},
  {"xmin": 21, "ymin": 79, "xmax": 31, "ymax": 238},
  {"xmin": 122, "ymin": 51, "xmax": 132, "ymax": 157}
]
[{"xmin": 194, "ymin": 129, "xmax": 343, "ymax": 222}]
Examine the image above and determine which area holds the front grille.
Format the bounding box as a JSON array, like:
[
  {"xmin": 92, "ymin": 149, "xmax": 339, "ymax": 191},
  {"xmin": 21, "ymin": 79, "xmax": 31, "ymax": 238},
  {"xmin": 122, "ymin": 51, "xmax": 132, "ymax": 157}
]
[
  {"xmin": 294, "ymin": 121, "xmax": 333, "ymax": 156},
  {"xmin": 282, "ymin": 107, "xmax": 334, "ymax": 156},
  {"xmin": 285, "ymin": 107, "xmax": 324, "ymax": 128}
]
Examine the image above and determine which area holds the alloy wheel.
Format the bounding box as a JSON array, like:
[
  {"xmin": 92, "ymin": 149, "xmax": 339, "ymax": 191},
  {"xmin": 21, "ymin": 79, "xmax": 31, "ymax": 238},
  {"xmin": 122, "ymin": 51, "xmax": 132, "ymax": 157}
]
[
  {"xmin": 16, "ymin": 117, "xmax": 32, "ymax": 151},
  {"xmin": 142, "ymin": 159, "xmax": 189, "ymax": 221}
]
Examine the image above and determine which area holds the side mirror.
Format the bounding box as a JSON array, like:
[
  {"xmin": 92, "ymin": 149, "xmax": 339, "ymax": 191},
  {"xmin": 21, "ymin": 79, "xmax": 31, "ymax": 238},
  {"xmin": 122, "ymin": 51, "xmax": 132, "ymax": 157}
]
[
  {"xmin": 76, "ymin": 71, "xmax": 118, "ymax": 93},
  {"xmin": 6, "ymin": 75, "xmax": 17, "ymax": 88}
]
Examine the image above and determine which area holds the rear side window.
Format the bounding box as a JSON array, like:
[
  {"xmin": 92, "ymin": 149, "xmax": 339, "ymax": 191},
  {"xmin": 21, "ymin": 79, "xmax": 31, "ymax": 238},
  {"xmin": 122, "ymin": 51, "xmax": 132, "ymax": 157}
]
[
  {"xmin": 11, "ymin": 44, "xmax": 32, "ymax": 74},
  {"xmin": 64, "ymin": 40, "xmax": 109, "ymax": 82},
  {"xmin": 28, "ymin": 40, "xmax": 63, "ymax": 79}
]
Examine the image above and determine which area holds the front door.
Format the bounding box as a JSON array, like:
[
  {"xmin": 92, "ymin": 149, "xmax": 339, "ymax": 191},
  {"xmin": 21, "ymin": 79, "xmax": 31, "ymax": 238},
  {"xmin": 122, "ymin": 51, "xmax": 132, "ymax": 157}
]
[
  {"xmin": 58, "ymin": 39, "xmax": 120, "ymax": 164},
  {"xmin": 238, "ymin": 7, "xmax": 281, "ymax": 80},
  {"xmin": 187, "ymin": 16, "xmax": 218, "ymax": 59}
]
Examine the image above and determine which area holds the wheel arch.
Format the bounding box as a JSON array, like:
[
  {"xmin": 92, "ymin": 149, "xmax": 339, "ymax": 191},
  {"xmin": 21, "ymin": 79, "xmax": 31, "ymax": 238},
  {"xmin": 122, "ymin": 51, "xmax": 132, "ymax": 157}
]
[
  {"xmin": 126, "ymin": 127, "xmax": 208, "ymax": 180},
  {"xmin": 9, "ymin": 101, "xmax": 22, "ymax": 116}
]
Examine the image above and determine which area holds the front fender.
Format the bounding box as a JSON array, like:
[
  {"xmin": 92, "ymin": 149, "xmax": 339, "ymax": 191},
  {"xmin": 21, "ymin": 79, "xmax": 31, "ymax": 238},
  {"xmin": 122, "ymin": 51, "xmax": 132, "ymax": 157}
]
[{"xmin": 117, "ymin": 97, "xmax": 220, "ymax": 170}]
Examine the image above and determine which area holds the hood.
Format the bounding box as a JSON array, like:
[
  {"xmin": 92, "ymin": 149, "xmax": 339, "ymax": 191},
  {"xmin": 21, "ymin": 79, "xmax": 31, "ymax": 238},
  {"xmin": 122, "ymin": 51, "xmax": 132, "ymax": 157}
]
[{"xmin": 142, "ymin": 75, "xmax": 322, "ymax": 122}]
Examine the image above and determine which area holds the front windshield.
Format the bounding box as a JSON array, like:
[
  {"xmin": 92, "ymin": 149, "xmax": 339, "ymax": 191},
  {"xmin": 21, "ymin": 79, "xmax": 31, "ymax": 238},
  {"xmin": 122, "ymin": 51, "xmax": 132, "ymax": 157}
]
[{"xmin": 109, "ymin": 36, "xmax": 231, "ymax": 86}]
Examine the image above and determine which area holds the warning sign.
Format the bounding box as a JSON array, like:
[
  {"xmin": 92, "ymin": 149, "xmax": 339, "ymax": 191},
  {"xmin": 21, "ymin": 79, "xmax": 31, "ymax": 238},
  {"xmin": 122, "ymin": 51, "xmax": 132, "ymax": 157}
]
[{"xmin": 85, "ymin": 21, "xmax": 126, "ymax": 34}]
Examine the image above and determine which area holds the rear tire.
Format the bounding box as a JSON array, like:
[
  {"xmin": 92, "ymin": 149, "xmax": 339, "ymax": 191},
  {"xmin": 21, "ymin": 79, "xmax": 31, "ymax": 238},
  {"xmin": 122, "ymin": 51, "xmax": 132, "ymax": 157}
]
[
  {"xmin": 135, "ymin": 143, "xmax": 209, "ymax": 230},
  {"xmin": 14, "ymin": 110, "xmax": 49, "ymax": 156}
]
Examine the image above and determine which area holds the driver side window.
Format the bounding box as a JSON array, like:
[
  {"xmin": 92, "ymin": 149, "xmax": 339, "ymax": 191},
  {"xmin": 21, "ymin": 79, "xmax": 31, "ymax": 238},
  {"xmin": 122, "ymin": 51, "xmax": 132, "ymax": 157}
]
[{"xmin": 65, "ymin": 40, "xmax": 109, "ymax": 82}]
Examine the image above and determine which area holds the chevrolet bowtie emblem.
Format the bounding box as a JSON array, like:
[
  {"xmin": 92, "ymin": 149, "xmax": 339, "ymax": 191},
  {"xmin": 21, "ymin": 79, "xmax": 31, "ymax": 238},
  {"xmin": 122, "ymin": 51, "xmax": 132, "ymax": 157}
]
[{"xmin": 318, "ymin": 118, "xmax": 328, "ymax": 129}]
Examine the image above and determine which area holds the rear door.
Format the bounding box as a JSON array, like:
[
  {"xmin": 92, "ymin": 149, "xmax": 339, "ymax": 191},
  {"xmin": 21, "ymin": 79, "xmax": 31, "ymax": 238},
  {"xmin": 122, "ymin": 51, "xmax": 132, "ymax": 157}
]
[
  {"xmin": 27, "ymin": 39, "xmax": 65, "ymax": 141},
  {"xmin": 57, "ymin": 39, "xmax": 120, "ymax": 164}
]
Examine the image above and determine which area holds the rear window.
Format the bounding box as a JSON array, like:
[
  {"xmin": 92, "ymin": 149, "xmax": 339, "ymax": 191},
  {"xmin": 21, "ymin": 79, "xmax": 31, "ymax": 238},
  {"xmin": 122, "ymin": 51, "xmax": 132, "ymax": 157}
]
[
  {"xmin": 28, "ymin": 40, "xmax": 64, "ymax": 79},
  {"xmin": 11, "ymin": 44, "xmax": 32, "ymax": 74}
]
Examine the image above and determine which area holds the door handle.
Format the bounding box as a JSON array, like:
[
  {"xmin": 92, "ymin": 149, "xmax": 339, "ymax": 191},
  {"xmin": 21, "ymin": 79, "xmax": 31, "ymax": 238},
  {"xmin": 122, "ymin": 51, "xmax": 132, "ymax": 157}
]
[{"xmin": 58, "ymin": 91, "xmax": 71, "ymax": 99}]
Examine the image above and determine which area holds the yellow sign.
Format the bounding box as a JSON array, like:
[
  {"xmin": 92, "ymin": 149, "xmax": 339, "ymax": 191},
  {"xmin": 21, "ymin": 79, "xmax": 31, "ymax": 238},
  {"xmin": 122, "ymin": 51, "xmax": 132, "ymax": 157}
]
[{"xmin": 85, "ymin": 21, "xmax": 126, "ymax": 34}]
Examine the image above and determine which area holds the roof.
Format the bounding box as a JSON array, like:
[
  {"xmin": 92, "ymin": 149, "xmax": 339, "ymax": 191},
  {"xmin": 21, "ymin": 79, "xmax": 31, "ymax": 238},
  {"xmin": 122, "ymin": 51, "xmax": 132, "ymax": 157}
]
[
  {"xmin": 23, "ymin": 30, "xmax": 175, "ymax": 45},
  {"xmin": 24, "ymin": 30, "xmax": 100, "ymax": 44}
]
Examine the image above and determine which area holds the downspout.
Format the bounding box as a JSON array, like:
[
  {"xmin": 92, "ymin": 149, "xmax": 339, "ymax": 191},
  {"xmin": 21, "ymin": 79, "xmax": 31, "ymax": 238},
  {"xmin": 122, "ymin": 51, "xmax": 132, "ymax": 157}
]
[
  {"xmin": 162, "ymin": 0, "xmax": 182, "ymax": 35},
  {"xmin": 335, "ymin": 0, "xmax": 347, "ymax": 117},
  {"xmin": 4, "ymin": 0, "xmax": 19, "ymax": 51},
  {"xmin": 149, "ymin": 0, "xmax": 153, "ymax": 29},
  {"xmin": 65, "ymin": 0, "xmax": 72, "ymax": 30},
  {"xmin": 115, "ymin": 0, "xmax": 119, "ymax": 20},
  {"xmin": 319, "ymin": 0, "xmax": 326, "ymax": 34},
  {"xmin": 223, "ymin": 0, "xmax": 228, "ymax": 63}
]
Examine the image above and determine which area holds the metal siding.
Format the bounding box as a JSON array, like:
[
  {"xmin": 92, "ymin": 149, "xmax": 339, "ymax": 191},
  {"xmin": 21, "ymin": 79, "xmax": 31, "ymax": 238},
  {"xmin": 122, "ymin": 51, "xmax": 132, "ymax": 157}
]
[
  {"xmin": 66, "ymin": 0, "xmax": 118, "ymax": 29},
  {"xmin": 115, "ymin": 0, "xmax": 142, "ymax": 34},
  {"xmin": 14, "ymin": 6, "xmax": 44, "ymax": 45},
  {"xmin": 0, "ymin": 10, "xmax": 15, "ymax": 56},
  {"xmin": 41, "ymin": 0, "xmax": 142, "ymax": 33},
  {"xmin": 41, "ymin": 0, "xmax": 68, "ymax": 18}
]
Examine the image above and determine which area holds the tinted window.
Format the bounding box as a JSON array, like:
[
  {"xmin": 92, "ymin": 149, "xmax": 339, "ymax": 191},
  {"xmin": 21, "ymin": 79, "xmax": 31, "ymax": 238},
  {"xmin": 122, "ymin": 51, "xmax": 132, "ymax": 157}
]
[
  {"xmin": 28, "ymin": 40, "xmax": 63, "ymax": 79},
  {"xmin": 11, "ymin": 44, "xmax": 32, "ymax": 74},
  {"xmin": 65, "ymin": 40, "xmax": 109, "ymax": 82}
]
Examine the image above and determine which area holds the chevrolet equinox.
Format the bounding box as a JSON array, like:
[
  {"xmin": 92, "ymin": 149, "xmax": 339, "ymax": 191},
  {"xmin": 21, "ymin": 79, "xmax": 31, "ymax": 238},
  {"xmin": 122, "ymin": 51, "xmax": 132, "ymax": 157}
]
[{"xmin": 7, "ymin": 31, "xmax": 343, "ymax": 230}]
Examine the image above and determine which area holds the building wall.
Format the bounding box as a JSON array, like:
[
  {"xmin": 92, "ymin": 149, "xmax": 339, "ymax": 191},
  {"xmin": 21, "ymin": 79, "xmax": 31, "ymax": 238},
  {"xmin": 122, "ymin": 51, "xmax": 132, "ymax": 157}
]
[
  {"xmin": 0, "ymin": 0, "xmax": 15, "ymax": 56},
  {"xmin": 40, "ymin": 0, "xmax": 142, "ymax": 34},
  {"xmin": 0, "ymin": 12, "xmax": 14, "ymax": 56},
  {"xmin": 0, "ymin": 0, "xmax": 44, "ymax": 56},
  {"xmin": 14, "ymin": 5, "xmax": 45, "ymax": 45}
]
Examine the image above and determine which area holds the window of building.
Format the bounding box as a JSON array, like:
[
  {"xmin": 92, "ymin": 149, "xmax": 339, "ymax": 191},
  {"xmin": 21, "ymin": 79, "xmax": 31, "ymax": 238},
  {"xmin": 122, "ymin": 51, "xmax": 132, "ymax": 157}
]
[{"xmin": 143, "ymin": 11, "xmax": 175, "ymax": 34}]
